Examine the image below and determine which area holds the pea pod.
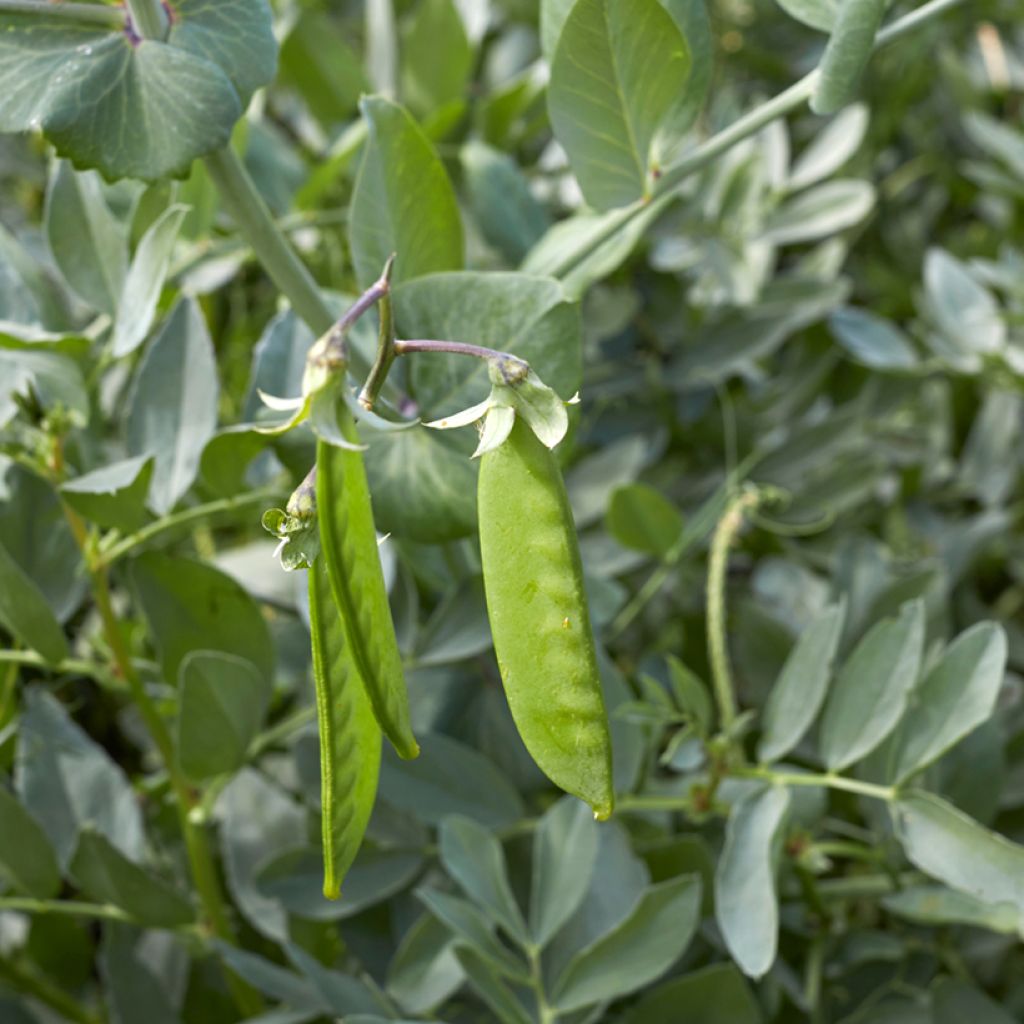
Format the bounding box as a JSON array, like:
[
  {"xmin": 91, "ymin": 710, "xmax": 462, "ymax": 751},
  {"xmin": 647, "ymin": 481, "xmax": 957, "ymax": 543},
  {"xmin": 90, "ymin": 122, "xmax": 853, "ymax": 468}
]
[
  {"xmin": 308, "ymin": 556, "xmax": 381, "ymax": 899},
  {"xmin": 316, "ymin": 408, "xmax": 419, "ymax": 760},
  {"xmin": 478, "ymin": 419, "xmax": 614, "ymax": 818}
]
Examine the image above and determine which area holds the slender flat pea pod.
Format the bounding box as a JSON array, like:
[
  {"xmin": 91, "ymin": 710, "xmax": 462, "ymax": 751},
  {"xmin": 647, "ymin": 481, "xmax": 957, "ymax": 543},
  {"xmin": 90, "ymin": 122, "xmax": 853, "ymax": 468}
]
[
  {"xmin": 308, "ymin": 556, "xmax": 381, "ymax": 899},
  {"xmin": 316, "ymin": 403, "xmax": 419, "ymax": 759},
  {"xmin": 478, "ymin": 418, "xmax": 614, "ymax": 819}
]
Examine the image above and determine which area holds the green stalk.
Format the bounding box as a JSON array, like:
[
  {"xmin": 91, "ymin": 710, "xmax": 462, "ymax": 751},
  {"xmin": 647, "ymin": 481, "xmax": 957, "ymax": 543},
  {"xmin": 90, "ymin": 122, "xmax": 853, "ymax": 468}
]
[
  {"xmin": 203, "ymin": 147, "xmax": 334, "ymax": 335},
  {"xmin": 0, "ymin": 898, "xmax": 132, "ymax": 923},
  {"xmin": 0, "ymin": 0, "xmax": 121, "ymax": 25},
  {"xmin": 0, "ymin": 957, "xmax": 102, "ymax": 1024},
  {"xmin": 738, "ymin": 766, "xmax": 897, "ymax": 802},
  {"xmin": 548, "ymin": 0, "xmax": 970, "ymax": 282},
  {"xmin": 97, "ymin": 487, "xmax": 284, "ymax": 568},
  {"xmin": 124, "ymin": 0, "xmax": 166, "ymax": 39}
]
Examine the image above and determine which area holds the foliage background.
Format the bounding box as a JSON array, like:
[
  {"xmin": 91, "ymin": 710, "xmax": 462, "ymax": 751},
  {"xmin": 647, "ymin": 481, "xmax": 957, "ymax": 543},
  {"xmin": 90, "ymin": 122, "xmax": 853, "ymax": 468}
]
[{"xmin": 2, "ymin": 0, "xmax": 1024, "ymax": 1022}]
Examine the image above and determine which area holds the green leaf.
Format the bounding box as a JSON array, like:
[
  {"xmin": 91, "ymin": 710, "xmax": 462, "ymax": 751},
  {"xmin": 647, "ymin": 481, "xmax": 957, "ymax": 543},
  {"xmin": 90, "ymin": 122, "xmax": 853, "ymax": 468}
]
[
  {"xmin": 454, "ymin": 947, "xmax": 533, "ymax": 1024},
  {"xmin": 715, "ymin": 786, "xmax": 789, "ymax": 979},
  {"xmin": 0, "ymin": 460, "xmax": 86, "ymax": 622},
  {"xmin": 417, "ymin": 886, "xmax": 529, "ymax": 981},
  {"xmin": 788, "ymin": 103, "xmax": 869, "ymax": 190},
  {"xmin": 131, "ymin": 551, "xmax": 274, "ymax": 685},
  {"xmin": 0, "ymin": 18, "xmax": 240, "ymax": 182},
  {"xmin": 438, "ymin": 815, "xmax": 528, "ymax": 944},
  {"xmin": 894, "ymin": 791, "xmax": 1024, "ymax": 917},
  {"xmin": 829, "ymin": 307, "xmax": 919, "ymax": 371},
  {"xmin": 60, "ymin": 456, "xmax": 153, "ymax": 533},
  {"xmin": 775, "ymin": 0, "xmax": 840, "ymax": 31},
  {"xmin": 0, "ymin": 539, "xmax": 68, "ymax": 664},
  {"xmin": 70, "ymin": 830, "xmax": 194, "ymax": 927},
  {"xmin": 622, "ymin": 963, "xmax": 763, "ymax": 1024},
  {"xmin": 923, "ymin": 248, "xmax": 1006, "ymax": 360},
  {"xmin": 882, "ymin": 885, "xmax": 1019, "ymax": 935},
  {"xmin": 547, "ymin": 0, "xmax": 691, "ymax": 209},
  {"xmin": 44, "ymin": 160, "xmax": 127, "ymax": 316},
  {"xmin": 386, "ymin": 914, "xmax": 463, "ymax": 1016},
  {"xmin": 100, "ymin": 925, "xmax": 183, "ymax": 1024},
  {"xmin": 811, "ymin": 0, "xmax": 886, "ymax": 114},
  {"xmin": 758, "ymin": 601, "xmax": 846, "ymax": 764},
  {"xmin": 167, "ymin": 0, "xmax": 278, "ymax": 110},
  {"xmin": 553, "ymin": 875, "xmax": 702, "ymax": 1011},
  {"xmin": 112, "ymin": 205, "xmax": 188, "ymax": 357},
  {"xmin": 606, "ymin": 483, "xmax": 683, "ymax": 557},
  {"xmin": 890, "ymin": 622, "xmax": 1006, "ymax": 784},
  {"xmin": 279, "ymin": 10, "xmax": 367, "ymax": 124},
  {"xmin": 401, "ymin": 0, "xmax": 472, "ymax": 115},
  {"xmin": 16, "ymin": 687, "xmax": 145, "ymax": 869},
  {"xmin": 529, "ymin": 797, "xmax": 600, "ymax": 946},
  {"xmin": 932, "ymin": 979, "xmax": 1020, "ymax": 1024},
  {"xmin": 461, "ymin": 141, "xmax": 551, "ymax": 263},
  {"xmin": 216, "ymin": 769, "xmax": 306, "ymax": 940},
  {"xmin": 379, "ymin": 732, "xmax": 524, "ymax": 828},
  {"xmin": 364, "ymin": 428, "xmax": 479, "ymax": 543},
  {"xmin": 127, "ymin": 298, "xmax": 219, "ymax": 514},
  {"xmin": 0, "ymin": 783, "xmax": 62, "ymax": 897},
  {"xmin": 349, "ymin": 95, "xmax": 463, "ymax": 289},
  {"xmin": 176, "ymin": 651, "xmax": 270, "ymax": 782},
  {"xmin": 760, "ymin": 180, "xmax": 875, "ymax": 245},
  {"xmin": 397, "ymin": 272, "xmax": 582, "ymax": 414},
  {"xmin": 819, "ymin": 599, "xmax": 924, "ymax": 772}
]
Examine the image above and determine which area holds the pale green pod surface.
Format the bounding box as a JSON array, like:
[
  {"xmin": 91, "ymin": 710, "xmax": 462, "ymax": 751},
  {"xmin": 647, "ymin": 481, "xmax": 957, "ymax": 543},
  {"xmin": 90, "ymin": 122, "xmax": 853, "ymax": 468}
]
[
  {"xmin": 316, "ymin": 409, "xmax": 419, "ymax": 760},
  {"xmin": 478, "ymin": 419, "xmax": 614, "ymax": 818},
  {"xmin": 309, "ymin": 556, "xmax": 382, "ymax": 900}
]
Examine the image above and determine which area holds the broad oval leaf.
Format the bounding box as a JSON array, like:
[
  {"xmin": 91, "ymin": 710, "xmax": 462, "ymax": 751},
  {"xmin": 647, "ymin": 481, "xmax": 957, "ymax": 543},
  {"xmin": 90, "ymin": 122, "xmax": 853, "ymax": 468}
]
[
  {"xmin": 547, "ymin": 0, "xmax": 691, "ymax": 210},
  {"xmin": 622, "ymin": 963, "xmax": 762, "ymax": 1024},
  {"xmin": 15, "ymin": 687, "xmax": 145, "ymax": 869},
  {"xmin": 439, "ymin": 815, "xmax": 528, "ymax": 944},
  {"xmin": 176, "ymin": 650, "xmax": 271, "ymax": 783},
  {"xmin": 758, "ymin": 601, "xmax": 846, "ymax": 764},
  {"xmin": 0, "ymin": 539, "xmax": 68, "ymax": 665},
  {"xmin": 819, "ymin": 598, "xmax": 924, "ymax": 772},
  {"xmin": 715, "ymin": 786, "xmax": 789, "ymax": 979},
  {"xmin": 788, "ymin": 104, "xmax": 869, "ymax": 191},
  {"xmin": 894, "ymin": 791, "xmax": 1024, "ymax": 917},
  {"xmin": 349, "ymin": 95, "xmax": 463, "ymax": 289},
  {"xmin": 60, "ymin": 455, "xmax": 154, "ymax": 534},
  {"xmin": 829, "ymin": 306, "xmax": 919, "ymax": 371},
  {"xmin": 130, "ymin": 551, "xmax": 275, "ymax": 685},
  {"xmin": 891, "ymin": 622, "xmax": 1006, "ymax": 784},
  {"xmin": 127, "ymin": 297, "xmax": 219, "ymax": 513},
  {"xmin": 606, "ymin": 483, "xmax": 684, "ymax": 557},
  {"xmin": 923, "ymin": 248, "xmax": 1006, "ymax": 357},
  {"xmin": 44, "ymin": 161, "xmax": 127, "ymax": 316},
  {"xmin": 761, "ymin": 180, "xmax": 875, "ymax": 246},
  {"xmin": 529, "ymin": 797, "xmax": 600, "ymax": 946},
  {"xmin": 70, "ymin": 829, "xmax": 194, "ymax": 927},
  {"xmin": 0, "ymin": 783, "xmax": 62, "ymax": 897},
  {"xmin": 882, "ymin": 885, "xmax": 1019, "ymax": 935},
  {"xmin": 113, "ymin": 204, "xmax": 188, "ymax": 357},
  {"xmin": 811, "ymin": 0, "xmax": 887, "ymax": 115},
  {"xmin": 552, "ymin": 875, "xmax": 702, "ymax": 1011},
  {"xmin": 775, "ymin": 0, "xmax": 840, "ymax": 31}
]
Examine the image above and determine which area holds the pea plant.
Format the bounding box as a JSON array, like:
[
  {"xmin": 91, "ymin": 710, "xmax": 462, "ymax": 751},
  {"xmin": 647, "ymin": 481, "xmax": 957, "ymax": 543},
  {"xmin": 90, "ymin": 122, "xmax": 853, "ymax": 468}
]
[{"xmin": 1, "ymin": 0, "xmax": 1023, "ymax": 1021}]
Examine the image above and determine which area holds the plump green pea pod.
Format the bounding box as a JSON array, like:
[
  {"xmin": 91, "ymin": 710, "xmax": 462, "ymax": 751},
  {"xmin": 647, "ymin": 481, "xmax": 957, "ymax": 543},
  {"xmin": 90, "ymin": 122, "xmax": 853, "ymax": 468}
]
[
  {"xmin": 316, "ymin": 411, "xmax": 419, "ymax": 760},
  {"xmin": 478, "ymin": 418, "xmax": 614, "ymax": 819},
  {"xmin": 308, "ymin": 556, "xmax": 381, "ymax": 899}
]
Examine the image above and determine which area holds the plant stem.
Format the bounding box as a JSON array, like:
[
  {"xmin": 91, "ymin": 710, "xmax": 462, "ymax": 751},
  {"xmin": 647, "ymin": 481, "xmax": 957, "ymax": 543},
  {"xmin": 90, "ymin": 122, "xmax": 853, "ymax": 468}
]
[
  {"xmin": 706, "ymin": 488, "xmax": 760, "ymax": 732},
  {"xmin": 203, "ymin": 147, "xmax": 334, "ymax": 336},
  {"xmin": 0, "ymin": 649, "xmax": 120, "ymax": 689},
  {"xmin": 124, "ymin": 0, "xmax": 166, "ymax": 39},
  {"xmin": 739, "ymin": 767, "xmax": 897, "ymax": 802},
  {"xmin": 547, "ymin": 0, "xmax": 969, "ymax": 281},
  {"xmin": 358, "ymin": 264, "xmax": 397, "ymax": 410},
  {"xmin": 58, "ymin": 498, "xmax": 262, "ymax": 1016},
  {"xmin": 0, "ymin": 0, "xmax": 122, "ymax": 25},
  {"xmin": 0, "ymin": 898, "xmax": 131, "ymax": 923},
  {"xmin": 97, "ymin": 487, "xmax": 284, "ymax": 568},
  {"xmin": 394, "ymin": 339, "xmax": 529, "ymax": 366}
]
